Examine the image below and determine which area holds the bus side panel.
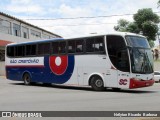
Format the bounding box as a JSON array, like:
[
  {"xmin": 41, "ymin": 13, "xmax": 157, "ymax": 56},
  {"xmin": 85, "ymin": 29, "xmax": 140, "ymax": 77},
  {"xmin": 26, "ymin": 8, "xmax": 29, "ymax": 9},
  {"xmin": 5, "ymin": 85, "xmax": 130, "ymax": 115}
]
[
  {"xmin": 6, "ymin": 67, "xmax": 21, "ymax": 81},
  {"xmin": 40, "ymin": 55, "xmax": 75, "ymax": 84},
  {"xmin": 68, "ymin": 55, "xmax": 110, "ymax": 87}
]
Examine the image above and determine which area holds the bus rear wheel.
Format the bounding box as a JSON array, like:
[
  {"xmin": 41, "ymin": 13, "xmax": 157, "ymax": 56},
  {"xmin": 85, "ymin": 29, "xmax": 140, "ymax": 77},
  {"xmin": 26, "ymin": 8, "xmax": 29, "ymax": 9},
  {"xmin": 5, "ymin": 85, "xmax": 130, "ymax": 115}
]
[
  {"xmin": 23, "ymin": 73, "xmax": 31, "ymax": 85},
  {"xmin": 90, "ymin": 76, "xmax": 105, "ymax": 91}
]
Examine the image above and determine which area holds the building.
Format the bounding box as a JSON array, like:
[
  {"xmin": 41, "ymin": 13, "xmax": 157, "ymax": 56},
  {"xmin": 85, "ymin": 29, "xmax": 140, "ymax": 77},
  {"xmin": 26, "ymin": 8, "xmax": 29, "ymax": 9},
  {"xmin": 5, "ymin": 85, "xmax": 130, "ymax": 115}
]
[{"xmin": 0, "ymin": 12, "xmax": 62, "ymax": 75}]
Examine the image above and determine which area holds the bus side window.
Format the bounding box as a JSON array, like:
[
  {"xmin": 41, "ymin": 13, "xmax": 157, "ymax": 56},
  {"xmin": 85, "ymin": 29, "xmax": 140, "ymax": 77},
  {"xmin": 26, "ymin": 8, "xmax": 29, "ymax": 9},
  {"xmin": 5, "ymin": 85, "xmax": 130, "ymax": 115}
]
[
  {"xmin": 68, "ymin": 40, "xmax": 75, "ymax": 54},
  {"xmin": 26, "ymin": 44, "xmax": 36, "ymax": 56},
  {"xmin": 7, "ymin": 46, "xmax": 15, "ymax": 57},
  {"xmin": 59, "ymin": 41, "xmax": 66, "ymax": 54},
  {"xmin": 95, "ymin": 37, "xmax": 104, "ymax": 52},
  {"xmin": 76, "ymin": 39, "xmax": 84, "ymax": 53},
  {"xmin": 52, "ymin": 42, "xmax": 59, "ymax": 54},
  {"xmin": 38, "ymin": 43, "xmax": 50, "ymax": 55},
  {"xmin": 86, "ymin": 38, "xmax": 94, "ymax": 53},
  {"xmin": 15, "ymin": 46, "xmax": 25, "ymax": 57},
  {"xmin": 106, "ymin": 35, "xmax": 129, "ymax": 72}
]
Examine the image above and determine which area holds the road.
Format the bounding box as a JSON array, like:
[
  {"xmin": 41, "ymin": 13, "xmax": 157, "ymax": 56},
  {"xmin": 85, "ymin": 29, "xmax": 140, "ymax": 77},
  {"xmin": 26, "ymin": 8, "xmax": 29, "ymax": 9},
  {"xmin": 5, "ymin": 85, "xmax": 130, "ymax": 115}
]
[{"xmin": 0, "ymin": 76, "xmax": 160, "ymax": 119}]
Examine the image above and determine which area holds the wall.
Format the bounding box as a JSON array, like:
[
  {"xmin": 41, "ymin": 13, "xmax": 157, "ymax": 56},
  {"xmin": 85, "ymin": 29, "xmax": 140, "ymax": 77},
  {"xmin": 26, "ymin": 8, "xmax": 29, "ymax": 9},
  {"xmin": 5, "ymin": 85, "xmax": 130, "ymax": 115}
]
[
  {"xmin": 0, "ymin": 13, "xmax": 61, "ymax": 76},
  {"xmin": 0, "ymin": 62, "xmax": 5, "ymax": 76},
  {"xmin": 0, "ymin": 32, "xmax": 30, "ymax": 76}
]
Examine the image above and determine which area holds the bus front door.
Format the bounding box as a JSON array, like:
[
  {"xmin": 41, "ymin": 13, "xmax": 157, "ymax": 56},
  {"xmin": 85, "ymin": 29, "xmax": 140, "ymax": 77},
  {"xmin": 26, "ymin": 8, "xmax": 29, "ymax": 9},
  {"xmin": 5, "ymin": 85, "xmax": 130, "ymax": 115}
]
[{"xmin": 117, "ymin": 49, "xmax": 130, "ymax": 88}]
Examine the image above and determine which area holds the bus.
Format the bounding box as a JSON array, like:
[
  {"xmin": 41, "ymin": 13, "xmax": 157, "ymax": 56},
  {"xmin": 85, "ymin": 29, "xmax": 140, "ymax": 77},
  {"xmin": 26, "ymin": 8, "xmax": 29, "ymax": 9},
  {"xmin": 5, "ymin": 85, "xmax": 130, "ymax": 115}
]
[{"xmin": 5, "ymin": 32, "xmax": 154, "ymax": 91}]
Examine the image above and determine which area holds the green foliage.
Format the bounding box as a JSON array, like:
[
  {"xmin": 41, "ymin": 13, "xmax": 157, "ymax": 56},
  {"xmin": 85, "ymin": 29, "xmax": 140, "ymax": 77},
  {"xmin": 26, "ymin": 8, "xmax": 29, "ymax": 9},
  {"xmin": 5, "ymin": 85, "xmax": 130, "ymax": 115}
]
[
  {"xmin": 142, "ymin": 21, "xmax": 158, "ymax": 40},
  {"xmin": 114, "ymin": 8, "xmax": 160, "ymax": 48},
  {"xmin": 114, "ymin": 19, "xmax": 129, "ymax": 32},
  {"xmin": 158, "ymin": 0, "xmax": 160, "ymax": 8},
  {"xmin": 148, "ymin": 40, "xmax": 155, "ymax": 48},
  {"xmin": 126, "ymin": 22, "xmax": 140, "ymax": 33},
  {"xmin": 134, "ymin": 8, "xmax": 159, "ymax": 28}
]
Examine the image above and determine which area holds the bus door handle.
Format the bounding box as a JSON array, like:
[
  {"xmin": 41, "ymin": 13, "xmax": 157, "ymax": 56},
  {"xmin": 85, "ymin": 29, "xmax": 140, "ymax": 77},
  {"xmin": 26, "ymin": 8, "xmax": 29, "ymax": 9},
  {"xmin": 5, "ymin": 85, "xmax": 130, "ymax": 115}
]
[
  {"xmin": 121, "ymin": 74, "xmax": 127, "ymax": 76},
  {"xmin": 84, "ymin": 73, "xmax": 87, "ymax": 75},
  {"xmin": 106, "ymin": 74, "xmax": 110, "ymax": 75},
  {"xmin": 103, "ymin": 57, "xmax": 106, "ymax": 59},
  {"xmin": 120, "ymin": 74, "xmax": 129, "ymax": 77}
]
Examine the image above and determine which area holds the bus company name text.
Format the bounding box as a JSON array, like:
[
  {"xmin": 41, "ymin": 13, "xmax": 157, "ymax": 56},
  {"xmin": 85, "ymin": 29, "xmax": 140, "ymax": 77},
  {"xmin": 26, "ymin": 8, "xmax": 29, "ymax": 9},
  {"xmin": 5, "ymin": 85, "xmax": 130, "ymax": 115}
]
[{"xmin": 10, "ymin": 59, "xmax": 39, "ymax": 64}]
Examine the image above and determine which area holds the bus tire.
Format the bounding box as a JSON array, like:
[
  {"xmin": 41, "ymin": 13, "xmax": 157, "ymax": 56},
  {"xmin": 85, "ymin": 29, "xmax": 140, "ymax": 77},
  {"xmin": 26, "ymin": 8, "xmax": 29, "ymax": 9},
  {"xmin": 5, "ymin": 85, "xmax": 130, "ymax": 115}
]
[
  {"xmin": 90, "ymin": 76, "xmax": 105, "ymax": 91},
  {"xmin": 23, "ymin": 73, "xmax": 31, "ymax": 85}
]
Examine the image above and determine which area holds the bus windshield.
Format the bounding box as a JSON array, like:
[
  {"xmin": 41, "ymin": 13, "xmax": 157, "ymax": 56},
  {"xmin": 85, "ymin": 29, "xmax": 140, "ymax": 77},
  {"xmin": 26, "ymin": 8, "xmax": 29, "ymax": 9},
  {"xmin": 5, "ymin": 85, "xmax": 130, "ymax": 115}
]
[
  {"xmin": 126, "ymin": 36, "xmax": 150, "ymax": 48},
  {"xmin": 126, "ymin": 36, "xmax": 153, "ymax": 74}
]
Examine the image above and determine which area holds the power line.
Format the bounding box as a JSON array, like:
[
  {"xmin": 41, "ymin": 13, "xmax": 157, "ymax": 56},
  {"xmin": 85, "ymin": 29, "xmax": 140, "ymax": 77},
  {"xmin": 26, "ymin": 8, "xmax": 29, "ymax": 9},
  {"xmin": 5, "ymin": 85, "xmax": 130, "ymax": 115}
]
[
  {"xmin": 24, "ymin": 13, "xmax": 134, "ymax": 21},
  {"xmin": 22, "ymin": 11, "xmax": 160, "ymax": 27},
  {"xmin": 38, "ymin": 22, "xmax": 117, "ymax": 27},
  {"xmin": 24, "ymin": 11, "xmax": 160, "ymax": 21}
]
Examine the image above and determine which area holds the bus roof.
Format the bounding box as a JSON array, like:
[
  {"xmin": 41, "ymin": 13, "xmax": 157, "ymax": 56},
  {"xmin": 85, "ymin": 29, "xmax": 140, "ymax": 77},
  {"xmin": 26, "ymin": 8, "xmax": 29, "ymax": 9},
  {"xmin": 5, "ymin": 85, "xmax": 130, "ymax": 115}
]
[
  {"xmin": 7, "ymin": 32, "xmax": 145, "ymax": 46},
  {"xmin": 7, "ymin": 38, "xmax": 64, "ymax": 46},
  {"xmin": 64, "ymin": 32, "xmax": 145, "ymax": 39}
]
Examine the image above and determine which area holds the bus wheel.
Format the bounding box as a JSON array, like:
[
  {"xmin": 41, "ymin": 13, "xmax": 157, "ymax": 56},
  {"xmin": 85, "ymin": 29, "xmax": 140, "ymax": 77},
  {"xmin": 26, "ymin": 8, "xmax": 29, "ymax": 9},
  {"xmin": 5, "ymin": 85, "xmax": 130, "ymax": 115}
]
[
  {"xmin": 23, "ymin": 73, "xmax": 31, "ymax": 85},
  {"xmin": 90, "ymin": 76, "xmax": 105, "ymax": 91}
]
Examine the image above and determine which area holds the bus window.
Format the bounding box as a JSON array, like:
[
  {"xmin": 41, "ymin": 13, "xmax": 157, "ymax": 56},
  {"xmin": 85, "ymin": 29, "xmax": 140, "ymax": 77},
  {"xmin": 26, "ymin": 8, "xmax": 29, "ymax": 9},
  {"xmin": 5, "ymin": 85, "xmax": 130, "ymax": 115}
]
[
  {"xmin": 52, "ymin": 42, "xmax": 59, "ymax": 54},
  {"xmin": 59, "ymin": 41, "xmax": 66, "ymax": 54},
  {"xmin": 7, "ymin": 46, "xmax": 14, "ymax": 57},
  {"xmin": 76, "ymin": 40, "xmax": 84, "ymax": 53},
  {"xmin": 117, "ymin": 49, "xmax": 130, "ymax": 72},
  {"xmin": 26, "ymin": 44, "xmax": 37, "ymax": 56},
  {"xmin": 95, "ymin": 37, "xmax": 104, "ymax": 52},
  {"xmin": 38, "ymin": 43, "xmax": 50, "ymax": 55},
  {"xmin": 86, "ymin": 38, "xmax": 94, "ymax": 53},
  {"xmin": 15, "ymin": 46, "xmax": 25, "ymax": 57},
  {"xmin": 68, "ymin": 40, "xmax": 75, "ymax": 53},
  {"xmin": 106, "ymin": 35, "xmax": 130, "ymax": 72}
]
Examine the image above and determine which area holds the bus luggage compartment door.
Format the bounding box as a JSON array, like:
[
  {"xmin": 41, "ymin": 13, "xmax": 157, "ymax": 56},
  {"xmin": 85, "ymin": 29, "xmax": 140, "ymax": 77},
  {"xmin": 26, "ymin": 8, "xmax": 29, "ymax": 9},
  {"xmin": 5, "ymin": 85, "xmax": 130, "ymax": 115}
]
[
  {"xmin": 77, "ymin": 67, "xmax": 84, "ymax": 85},
  {"xmin": 105, "ymin": 69, "xmax": 118, "ymax": 88}
]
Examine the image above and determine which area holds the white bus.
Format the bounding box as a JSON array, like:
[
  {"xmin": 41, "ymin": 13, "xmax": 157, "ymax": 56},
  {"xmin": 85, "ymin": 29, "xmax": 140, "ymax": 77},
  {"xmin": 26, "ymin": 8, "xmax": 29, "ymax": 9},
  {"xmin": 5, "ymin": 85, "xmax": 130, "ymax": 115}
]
[{"xmin": 5, "ymin": 32, "xmax": 154, "ymax": 91}]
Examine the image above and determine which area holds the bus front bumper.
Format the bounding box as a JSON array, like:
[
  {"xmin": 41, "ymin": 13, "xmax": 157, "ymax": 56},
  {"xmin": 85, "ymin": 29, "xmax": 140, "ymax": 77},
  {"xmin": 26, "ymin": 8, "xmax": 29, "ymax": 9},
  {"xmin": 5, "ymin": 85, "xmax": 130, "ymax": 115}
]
[{"xmin": 129, "ymin": 78, "xmax": 154, "ymax": 89}]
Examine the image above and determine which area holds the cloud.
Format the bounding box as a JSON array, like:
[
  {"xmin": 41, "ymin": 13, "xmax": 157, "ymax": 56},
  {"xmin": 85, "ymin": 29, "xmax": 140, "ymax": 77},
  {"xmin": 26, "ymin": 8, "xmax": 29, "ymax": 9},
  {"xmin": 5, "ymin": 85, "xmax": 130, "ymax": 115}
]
[
  {"xmin": 3, "ymin": 0, "xmax": 159, "ymax": 38},
  {"xmin": 6, "ymin": 5, "xmax": 43, "ymax": 14},
  {"xmin": 49, "ymin": 3, "xmax": 92, "ymax": 18},
  {"xmin": 6, "ymin": 0, "xmax": 44, "ymax": 15}
]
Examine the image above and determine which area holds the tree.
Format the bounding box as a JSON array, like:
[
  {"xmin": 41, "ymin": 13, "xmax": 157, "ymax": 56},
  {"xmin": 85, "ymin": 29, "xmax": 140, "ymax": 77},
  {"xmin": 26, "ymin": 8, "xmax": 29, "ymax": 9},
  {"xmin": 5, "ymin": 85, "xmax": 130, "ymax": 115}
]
[
  {"xmin": 133, "ymin": 9, "xmax": 159, "ymax": 40},
  {"xmin": 114, "ymin": 19, "xmax": 129, "ymax": 32},
  {"xmin": 114, "ymin": 8, "xmax": 160, "ymax": 47},
  {"xmin": 148, "ymin": 40, "xmax": 155, "ymax": 48},
  {"xmin": 158, "ymin": 0, "xmax": 160, "ymax": 8}
]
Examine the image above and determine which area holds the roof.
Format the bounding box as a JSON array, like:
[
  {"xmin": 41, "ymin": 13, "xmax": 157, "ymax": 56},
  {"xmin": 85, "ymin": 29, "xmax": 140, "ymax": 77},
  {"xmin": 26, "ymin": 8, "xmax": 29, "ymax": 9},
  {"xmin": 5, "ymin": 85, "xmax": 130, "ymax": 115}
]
[
  {"xmin": 7, "ymin": 32, "xmax": 145, "ymax": 47},
  {"xmin": 0, "ymin": 12, "xmax": 62, "ymax": 38},
  {"xmin": 7, "ymin": 38, "xmax": 64, "ymax": 46},
  {"xmin": 0, "ymin": 40, "xmax": 12, "ymax": 46},
  {"xmin": 64, "ymin": 32, "xmax": 145, "ymax": 39}
]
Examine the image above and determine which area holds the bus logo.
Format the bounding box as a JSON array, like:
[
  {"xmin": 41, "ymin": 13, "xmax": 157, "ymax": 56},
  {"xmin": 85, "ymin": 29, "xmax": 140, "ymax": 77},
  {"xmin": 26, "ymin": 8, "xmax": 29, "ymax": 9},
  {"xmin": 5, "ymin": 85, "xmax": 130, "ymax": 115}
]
[
  {"xmin": 49, "ymin": 56, "xmax": 68, "ymax": 75},
  {"xmin": 119, "ymin": 79, "xmax": 128, "ymax": 85}
]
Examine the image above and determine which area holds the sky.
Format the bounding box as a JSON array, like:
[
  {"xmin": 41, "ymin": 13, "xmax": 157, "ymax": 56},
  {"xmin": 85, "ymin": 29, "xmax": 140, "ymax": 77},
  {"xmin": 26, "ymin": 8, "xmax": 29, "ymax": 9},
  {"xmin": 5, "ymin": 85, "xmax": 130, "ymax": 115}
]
[{"xmin": 0, "ymin": 0, "xmax": 159, "ymax": 40}]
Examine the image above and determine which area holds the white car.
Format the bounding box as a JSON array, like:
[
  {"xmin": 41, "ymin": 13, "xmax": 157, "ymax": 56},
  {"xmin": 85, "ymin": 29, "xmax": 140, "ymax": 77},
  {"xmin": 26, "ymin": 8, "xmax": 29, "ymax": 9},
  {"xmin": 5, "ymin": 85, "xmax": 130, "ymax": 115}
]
[{"xmin": 154, "ymin": 71, "xmax": 160, "ymax": 83}]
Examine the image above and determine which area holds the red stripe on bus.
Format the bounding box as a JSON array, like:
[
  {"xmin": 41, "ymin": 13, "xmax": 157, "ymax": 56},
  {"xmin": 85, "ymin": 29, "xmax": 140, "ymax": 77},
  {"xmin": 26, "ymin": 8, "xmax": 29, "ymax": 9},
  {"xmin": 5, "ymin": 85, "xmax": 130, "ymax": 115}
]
[{"xmin": 129, "ymin": 78, "xmax": 154, "ymax": 89}]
